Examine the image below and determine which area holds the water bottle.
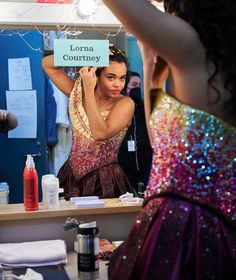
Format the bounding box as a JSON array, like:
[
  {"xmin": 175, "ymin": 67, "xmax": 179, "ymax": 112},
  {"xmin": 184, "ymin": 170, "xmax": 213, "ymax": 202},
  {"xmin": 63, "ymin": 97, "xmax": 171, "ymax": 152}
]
[{"xmin": 77, "ymin": 222, "xmax": 100, "ymax": 280}]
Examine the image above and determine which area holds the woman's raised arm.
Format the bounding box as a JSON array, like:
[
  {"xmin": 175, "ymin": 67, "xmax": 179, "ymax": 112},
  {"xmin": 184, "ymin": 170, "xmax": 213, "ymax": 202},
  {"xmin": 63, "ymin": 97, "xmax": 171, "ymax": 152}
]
[{"xmin": 102, "ymin": 0, "xmax": 202, "ymax": 67}]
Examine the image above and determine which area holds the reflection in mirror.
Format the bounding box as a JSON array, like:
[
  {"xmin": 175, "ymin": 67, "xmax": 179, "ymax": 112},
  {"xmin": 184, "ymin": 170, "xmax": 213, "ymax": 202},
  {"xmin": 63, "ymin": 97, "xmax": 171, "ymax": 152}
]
[{"xmin": 0, "ymin": 28, "xmax": 151, "ymax": 204}]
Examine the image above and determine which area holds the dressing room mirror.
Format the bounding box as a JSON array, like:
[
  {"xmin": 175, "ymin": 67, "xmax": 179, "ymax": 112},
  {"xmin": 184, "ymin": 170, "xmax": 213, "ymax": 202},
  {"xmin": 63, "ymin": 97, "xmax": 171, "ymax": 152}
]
[{"xmin": 0, "ymin": 26, "xmax": 151, "ymax": 204}]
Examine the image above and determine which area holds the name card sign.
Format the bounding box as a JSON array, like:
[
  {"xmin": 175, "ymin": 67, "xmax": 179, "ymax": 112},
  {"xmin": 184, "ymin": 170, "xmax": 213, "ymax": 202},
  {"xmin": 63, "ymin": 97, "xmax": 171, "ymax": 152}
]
[{"xmin": 54, "ymin": 39, "xmax": 109, "ymax": 67}]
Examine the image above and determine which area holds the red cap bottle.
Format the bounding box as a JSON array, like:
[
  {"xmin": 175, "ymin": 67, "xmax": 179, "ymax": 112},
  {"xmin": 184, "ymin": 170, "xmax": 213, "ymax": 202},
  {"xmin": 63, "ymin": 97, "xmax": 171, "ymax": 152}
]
[{"xmin": 23, "ymin": 155, "xmax": 38, "ymax": 211}]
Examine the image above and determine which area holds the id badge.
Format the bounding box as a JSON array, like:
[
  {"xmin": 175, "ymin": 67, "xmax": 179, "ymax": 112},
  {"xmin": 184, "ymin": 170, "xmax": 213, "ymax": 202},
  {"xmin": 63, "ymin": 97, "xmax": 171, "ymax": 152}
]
[{"xmin": 128, "ymin": 140, "xmax": 135, "ymax": 152}]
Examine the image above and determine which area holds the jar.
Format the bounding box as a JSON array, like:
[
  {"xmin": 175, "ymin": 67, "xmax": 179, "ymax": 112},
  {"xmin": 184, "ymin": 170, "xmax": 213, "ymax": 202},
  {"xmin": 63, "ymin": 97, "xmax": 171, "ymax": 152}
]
[{"xmin": 0, "ymin": 182, "xmax": 9, "ymax": 204}]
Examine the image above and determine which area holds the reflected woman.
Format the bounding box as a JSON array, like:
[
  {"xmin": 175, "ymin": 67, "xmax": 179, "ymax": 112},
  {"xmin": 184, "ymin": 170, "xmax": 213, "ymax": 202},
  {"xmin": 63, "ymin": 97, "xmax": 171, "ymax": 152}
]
[{"xmin": 42, "ymin": 46, "xmax": 134, "ymax": 200}]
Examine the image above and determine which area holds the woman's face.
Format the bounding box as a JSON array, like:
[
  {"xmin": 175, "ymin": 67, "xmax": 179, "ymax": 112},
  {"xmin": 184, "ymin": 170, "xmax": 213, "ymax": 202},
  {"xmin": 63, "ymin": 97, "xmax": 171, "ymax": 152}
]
[
  {"xmin": 127, "ymin": 76, "xmax": 141, "ymax": 94},
  {"xmin": 97, "ymin": 61, "xmax": 127, "ymax": 98}
]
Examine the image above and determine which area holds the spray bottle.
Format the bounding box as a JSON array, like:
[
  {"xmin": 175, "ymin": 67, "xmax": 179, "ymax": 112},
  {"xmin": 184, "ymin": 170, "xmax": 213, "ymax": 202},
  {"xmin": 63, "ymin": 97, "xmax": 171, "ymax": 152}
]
[{"xmin": 23, "ymin": 154, "xmax": 38, "ymax": 211}]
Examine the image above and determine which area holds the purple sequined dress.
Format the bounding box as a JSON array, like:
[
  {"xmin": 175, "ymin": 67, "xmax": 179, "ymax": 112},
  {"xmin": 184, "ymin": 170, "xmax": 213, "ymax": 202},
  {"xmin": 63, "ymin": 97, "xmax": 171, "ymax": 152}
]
[
  {"xmin": 108, "ymin": 91, "xmax": 236, "ymax": 279},
  {"xmin": 58, "ymin": 78, "xmax": 132, "ymax": 200}
]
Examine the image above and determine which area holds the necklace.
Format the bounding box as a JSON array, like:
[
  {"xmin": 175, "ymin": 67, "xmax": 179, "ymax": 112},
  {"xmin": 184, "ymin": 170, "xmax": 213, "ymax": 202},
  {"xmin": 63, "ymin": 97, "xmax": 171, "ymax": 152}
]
[{"xmin": 98, "ymin": 98, "xmax": 114, "ymax": 110}]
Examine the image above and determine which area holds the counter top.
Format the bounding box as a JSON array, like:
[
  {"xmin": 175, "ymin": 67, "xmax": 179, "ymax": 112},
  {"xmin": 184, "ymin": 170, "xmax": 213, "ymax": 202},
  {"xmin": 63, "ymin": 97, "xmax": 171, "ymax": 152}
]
[{"xmin": 0, "ymin": 199, "xmax": 142, "ymax": 222}]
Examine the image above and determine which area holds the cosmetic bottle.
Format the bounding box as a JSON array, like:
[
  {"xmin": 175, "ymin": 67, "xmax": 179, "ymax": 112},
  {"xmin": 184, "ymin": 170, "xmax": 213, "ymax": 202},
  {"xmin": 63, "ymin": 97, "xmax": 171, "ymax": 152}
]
[
  {"xmin": 43, "ymin": 175, "xmax": 60, "ymax": 209},
  {"xmin": 0, "ymin": 182, "xmax": 9, "ymax": 205},
  {"xmin": 23, "ymin": 155, "xmax": 38, "ymax": 211},
  {"xmin": 137, "ymin": 182, "xmax": 145, "ymax": 198},
  {"xmin": 41, "ymin": 174, "xmax": 56, "ymax": 209}
]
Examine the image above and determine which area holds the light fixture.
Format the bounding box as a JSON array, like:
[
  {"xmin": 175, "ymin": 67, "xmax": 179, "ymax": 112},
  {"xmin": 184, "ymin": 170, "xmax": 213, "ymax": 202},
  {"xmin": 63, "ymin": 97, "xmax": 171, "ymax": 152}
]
[{"xmin": 74, "ymin": 0, "xmax": 100, "ymax": 20}]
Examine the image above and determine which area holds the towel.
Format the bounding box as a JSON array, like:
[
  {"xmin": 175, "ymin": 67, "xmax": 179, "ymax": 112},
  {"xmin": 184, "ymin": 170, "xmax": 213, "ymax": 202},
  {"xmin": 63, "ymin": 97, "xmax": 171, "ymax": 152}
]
[{"xmin": 0, "ymin": 239, "xmax": 67, "ymax": 268}]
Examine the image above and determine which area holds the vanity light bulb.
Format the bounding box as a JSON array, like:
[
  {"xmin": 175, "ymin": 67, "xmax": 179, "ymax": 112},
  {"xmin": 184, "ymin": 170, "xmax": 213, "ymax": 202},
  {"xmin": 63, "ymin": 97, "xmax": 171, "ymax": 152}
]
[{"xmin": 74, "ymin": 0, "xmax": 99, "ymax": 19}]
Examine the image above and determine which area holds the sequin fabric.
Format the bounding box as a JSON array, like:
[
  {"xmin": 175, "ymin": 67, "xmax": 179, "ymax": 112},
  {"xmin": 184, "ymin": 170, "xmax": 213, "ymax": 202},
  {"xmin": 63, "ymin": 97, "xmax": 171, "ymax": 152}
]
[
  {"xmin": 147, "ymin": 91, "xmax": 236, "ymax": 226},
  {"xmin": 108, "ymin": 91, "xmax": 236, "ymax": 280},
  {"xmin": 68, "ymin": 78, "xmax": 127, "ymax": 180},
  {"xmin": 109, "ymin": 196, "xmax": 236, "ymax": 279}
]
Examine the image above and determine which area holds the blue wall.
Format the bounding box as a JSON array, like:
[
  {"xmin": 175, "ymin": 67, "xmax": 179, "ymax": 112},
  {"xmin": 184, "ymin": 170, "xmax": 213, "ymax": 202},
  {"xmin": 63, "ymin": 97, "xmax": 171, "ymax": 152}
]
[{"xmin": 0, "ymin": 30, "xmax": 47, "ymax": 203}]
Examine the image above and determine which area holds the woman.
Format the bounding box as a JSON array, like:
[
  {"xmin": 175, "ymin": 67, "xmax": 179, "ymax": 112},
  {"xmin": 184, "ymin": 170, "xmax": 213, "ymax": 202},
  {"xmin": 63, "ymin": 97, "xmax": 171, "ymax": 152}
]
[
  {"xmin": 102, "ymin": 0, "xmax": 236, "ymax": 279},
  {"xmin": 42, "ymin": 46, "xmax": 134, "ymax": 200}
]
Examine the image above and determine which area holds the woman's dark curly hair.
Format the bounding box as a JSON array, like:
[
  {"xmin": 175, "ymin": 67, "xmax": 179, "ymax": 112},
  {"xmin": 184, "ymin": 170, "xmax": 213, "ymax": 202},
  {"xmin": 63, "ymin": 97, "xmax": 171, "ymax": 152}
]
[
  {"xmin": 163, "ymin": 0, "xmax": 236, "ymax": 122},
  {"xmin": 96, "ymin": 45, "xmax": 129, "ymax": 94}
]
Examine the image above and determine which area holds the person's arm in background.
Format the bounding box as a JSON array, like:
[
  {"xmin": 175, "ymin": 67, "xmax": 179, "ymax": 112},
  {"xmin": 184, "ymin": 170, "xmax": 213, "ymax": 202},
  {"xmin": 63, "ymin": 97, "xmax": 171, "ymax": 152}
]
[
  {"xmin": 102, "ymin": 0, "xmax": 200, "ymax": 67},
  {"xmin": 42, "ymin": 55, "xmax": 75, "ymax": 97},
  {"xmin": 137, "ymin": 42, "xmax": 157, "ymax": 146},
  {"xmin": 0, "ymin": 109, "xmax": 18, "ymax": 133}
]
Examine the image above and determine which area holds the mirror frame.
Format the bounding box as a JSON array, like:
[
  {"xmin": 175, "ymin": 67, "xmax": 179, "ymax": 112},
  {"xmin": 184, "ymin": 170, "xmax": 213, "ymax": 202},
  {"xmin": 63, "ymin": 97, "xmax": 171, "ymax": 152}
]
[{"xmin": 0, "ymin": 1, "xmax": 126, "ymax": 31}]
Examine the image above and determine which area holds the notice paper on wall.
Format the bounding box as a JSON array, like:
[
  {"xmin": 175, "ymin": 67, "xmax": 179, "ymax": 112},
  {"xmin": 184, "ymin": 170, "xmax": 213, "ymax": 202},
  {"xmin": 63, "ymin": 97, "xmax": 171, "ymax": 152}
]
[
  {"xmin": 6, "ymin": 90, "xmax": 37, "ymax": 139},
  {"xmin": 8, "ymin": 57, "xmax": 32, "ymax": 91}
]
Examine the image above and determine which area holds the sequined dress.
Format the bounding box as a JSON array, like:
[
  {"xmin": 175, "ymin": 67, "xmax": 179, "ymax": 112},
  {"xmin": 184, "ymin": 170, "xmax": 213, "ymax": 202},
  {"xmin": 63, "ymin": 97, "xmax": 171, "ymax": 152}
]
[
  {"xmin": 108, "ymin": 91, "xmax": 236, "ymax": 279},
  {"xmin": 58, "ymin": 78, "xmax": 132, "ymax": 200}
]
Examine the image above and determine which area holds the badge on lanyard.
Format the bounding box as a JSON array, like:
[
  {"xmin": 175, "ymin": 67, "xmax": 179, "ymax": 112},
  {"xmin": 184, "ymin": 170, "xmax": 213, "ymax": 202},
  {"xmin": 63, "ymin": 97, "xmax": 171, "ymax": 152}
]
[{"xmin": 128, "ymin": 137, "xmax": 135, "ymax": 152}]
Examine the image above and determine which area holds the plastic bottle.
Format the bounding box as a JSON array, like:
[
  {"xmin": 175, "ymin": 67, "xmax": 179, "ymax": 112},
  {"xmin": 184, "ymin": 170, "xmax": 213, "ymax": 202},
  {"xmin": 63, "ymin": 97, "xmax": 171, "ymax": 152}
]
[
  {"xmin": 23, "ymin": 155, "xmax": 38, "ymax": 211},
  {"xmin": 42, "ymin": 175, "xmax": 60, "ymax": 209},
  {"xmin": 0, "ymin": 182, "xmax": 9, "ymax": 205},
  {"xmin": 41, "ymin": 174, "xmax": 56, "ymax": 208}
]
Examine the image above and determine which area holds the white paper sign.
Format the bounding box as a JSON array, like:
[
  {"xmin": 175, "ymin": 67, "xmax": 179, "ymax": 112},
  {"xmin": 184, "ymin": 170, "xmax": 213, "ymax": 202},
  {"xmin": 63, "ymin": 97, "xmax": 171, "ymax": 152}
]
[
  {"xmin": 6, "ymin": 90, "xmax": 37, "ymax": 139},
  {"xmin": 8, "ymin": 57, "xmax": 32, "ymax": 90}
]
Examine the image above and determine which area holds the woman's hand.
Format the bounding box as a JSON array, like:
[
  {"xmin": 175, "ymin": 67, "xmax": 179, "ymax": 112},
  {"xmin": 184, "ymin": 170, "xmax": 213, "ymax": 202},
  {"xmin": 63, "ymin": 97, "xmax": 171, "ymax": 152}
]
[
  {"xmin": 0, "ymin": 109, "xmax": 18, "ymax": 130},
  {"xmin": 79, "ymin": 66, "xmax": 97, "ymax": 94},
  {"xmin": 0, "ymin": 109, "xmax": 8, "ymax": 121}
]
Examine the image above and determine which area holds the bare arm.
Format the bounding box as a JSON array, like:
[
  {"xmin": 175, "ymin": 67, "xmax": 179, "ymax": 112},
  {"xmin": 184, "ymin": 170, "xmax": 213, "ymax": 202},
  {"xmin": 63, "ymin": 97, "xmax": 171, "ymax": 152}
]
[
  {"xmin": 0, "ymin": 109, "xmax": 18, "ymax": 132},
  {"xmin": 7, "ymin": 111, "xmax": 18, "ymax": 130},
  {"xmin": 137, "ymin": 41, "xmax": 158, "ymax": 145},
  {"xmin": 42, "ymin": 55, "xmax": 75, "ymax": 97},
  {"xmin": 102, "ymin": 0, "xmax": 202, "ymax": 67},
  {"xmin": 86, "ymin": 95, "xmax": 134, "ymax": 141},
  {"xmin": 80, "ymin": 67, "xmax": 135, "ymax": 141}
]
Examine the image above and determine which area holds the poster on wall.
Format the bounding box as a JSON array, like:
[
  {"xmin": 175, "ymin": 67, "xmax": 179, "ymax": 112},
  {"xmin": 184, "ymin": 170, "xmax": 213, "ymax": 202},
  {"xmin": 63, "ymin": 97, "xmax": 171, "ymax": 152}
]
[
  {"xmin": 6, "ymin": 90, "xmax": 37, "ymax": 139},
  {"xmin": 8, "ymin": 57, "xmax": 32, "ymax": 91}
]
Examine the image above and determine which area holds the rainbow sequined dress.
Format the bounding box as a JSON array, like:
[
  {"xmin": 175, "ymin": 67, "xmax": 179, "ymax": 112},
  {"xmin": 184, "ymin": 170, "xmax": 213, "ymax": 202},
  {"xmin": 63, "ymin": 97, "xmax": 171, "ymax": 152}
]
[
  {"xmin": 58, "ymin": 78, "xmax": 132, "ymax": 200},
  {"xmin": 108, "ymin": 91, "xmax": 236, "ymax": 279}
]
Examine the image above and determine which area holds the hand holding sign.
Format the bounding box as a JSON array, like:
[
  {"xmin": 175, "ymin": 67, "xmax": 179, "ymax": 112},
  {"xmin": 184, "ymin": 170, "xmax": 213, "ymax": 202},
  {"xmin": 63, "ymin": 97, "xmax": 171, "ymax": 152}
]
[{"xmin": 79, "ymin": 66, "xmax": 97, "ymax": 94}]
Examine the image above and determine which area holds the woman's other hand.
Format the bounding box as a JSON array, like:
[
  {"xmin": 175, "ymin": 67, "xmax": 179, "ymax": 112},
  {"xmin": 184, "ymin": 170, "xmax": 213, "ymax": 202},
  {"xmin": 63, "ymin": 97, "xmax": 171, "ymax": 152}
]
[{"xmin": 79, "ymin": 67, "xmax": 97, "ymax": 94}]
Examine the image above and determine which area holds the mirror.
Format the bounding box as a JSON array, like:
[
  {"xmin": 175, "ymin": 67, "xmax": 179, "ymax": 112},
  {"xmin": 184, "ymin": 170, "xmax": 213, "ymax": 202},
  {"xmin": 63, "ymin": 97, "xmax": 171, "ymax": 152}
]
[{"xmin": 0, "ymin": 27, "xmax": 151, "ymax": 204}]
